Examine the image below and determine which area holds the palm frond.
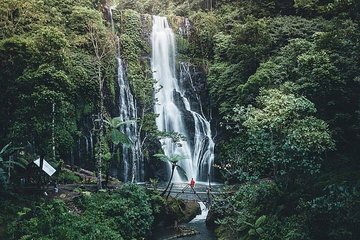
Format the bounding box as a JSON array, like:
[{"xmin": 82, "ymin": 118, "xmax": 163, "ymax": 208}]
[
  {"xmin": 0, "ymin": 143, "xmax": 12, "ymax": 156},
  {"xmin": 168, "ymin": 154, "xmax": 186, "ymax": 163},
  {"xmin": 3, "ymin": 160, "xmax": 26, "ymax": 169},
  {"xmin": 154, "ymin": 153, "xmax": 186, "ymax": 164},
  {"xmin": 111, "ymin": 129, "xmax": 132, "ymax": 146},
  {"xmin": 153, "ymin": 153, "xmax": 168, "ymax": 162},
  {"xmin": 109, "ymin": 117, "xmax": 135, "ymax": 127},
  {"xmin": 114, "ymin": 120, "xmax": 136, "ymax": 128}
]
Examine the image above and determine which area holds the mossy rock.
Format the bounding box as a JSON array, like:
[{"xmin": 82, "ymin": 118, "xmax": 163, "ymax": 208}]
[{"xmin": 158, "ymin": 198, "xmax": 200, "ymax": 226}]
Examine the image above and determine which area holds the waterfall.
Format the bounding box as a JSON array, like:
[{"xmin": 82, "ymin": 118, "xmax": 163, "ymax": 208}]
[
  {"xmin": 190, "ymin": 202, "xmax": 209, "ymax": 222},
  {"xmin": 116, "ymin": 54, "xmax": 143, "ymax": 182},
  {"xmin": 84, "ymin": 136, "xmax": 88, "ymax": 156},
  {"xmin": 78, "ymin": 139, "xmax": 81, "ymax": 164},
  {"xmin": 110, "ymin": 7, "xmax": 143, "ymax": 182},
  {"xmin": 151, "ymin": 16, "xmax": 214, "ymax": 182}
]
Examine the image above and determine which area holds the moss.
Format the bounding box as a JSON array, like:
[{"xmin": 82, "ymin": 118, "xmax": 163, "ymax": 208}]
[
  {"xmin": 103, "ymin": 56, "xmax": 117, "ymax": 111},
  {"xmin": 158, "ymin": 198, "xmax": 201, "ymax": 225},
  {"xmin": 118, "ymin": 10, "xmax": 153, "ymax": 107},
  {"xmin": 122, "ymin": 10, "xmax": 142, "ymax": 43}
]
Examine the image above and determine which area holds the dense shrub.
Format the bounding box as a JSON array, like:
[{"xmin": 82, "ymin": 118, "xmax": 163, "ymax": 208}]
[
  {"xmin": 56, "ymin": 169, "xmax": 82, "ymax": 184},
  {"xmin": 306, "ymin": 183, "xmax": 360, "ymax": 240},
  {"xmin": 213, "ymin": 181, "xmax": 281, "ymax": 239},
  {"xmin": 6, "ymin": 185, "xmax": 158, "ymax": 240}
]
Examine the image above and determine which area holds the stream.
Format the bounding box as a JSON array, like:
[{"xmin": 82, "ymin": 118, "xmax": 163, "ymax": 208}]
[
  {"xmin": 152, "ymin": 202, "xmax": 216, "ymax": 240},
  {"xmin": 179, "ymin": 202, "xmax": 216, "ymax": 240}
]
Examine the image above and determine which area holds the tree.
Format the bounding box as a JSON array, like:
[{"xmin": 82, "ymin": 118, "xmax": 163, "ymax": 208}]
[
  {"xmin": 153, "ymin": 153, "xmax": 187, "ymax": 196},
  {"xmin": 103, "ymin": 116, "xmax": 133, "ymax": 185},
  {"xmin": 226, "ymin": 88, "xmax": 335, "ymax": 186},
  {"xmin": 9, "ymin": 64, "xmax": 76, "ymax": 175},
  {"xmin": 86, "ymin": 21, "xmax": 115, "ymax": 190},
  {"xmin": 0, "ymin": 0, "xmax": 46, "ymax": 38},
  {"xmin": 0, "ymin": 36, "xmax": 35, "ymax": 146}
]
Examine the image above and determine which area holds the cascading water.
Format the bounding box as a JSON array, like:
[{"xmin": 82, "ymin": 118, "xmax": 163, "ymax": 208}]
[
  {"xmin": 109, "ymin": 7, "xmax": 143, "ymax": 182},
  {"xmin": 179, "ymin": 63, "xmax": 215, "ymax": 181},
  {"xmin": 117, "ymin": 55, "xmax": 139, "ymax": 182},
  {"xmin": 151, "ymin": 16, "xmax": 214, "ymax": 182}
]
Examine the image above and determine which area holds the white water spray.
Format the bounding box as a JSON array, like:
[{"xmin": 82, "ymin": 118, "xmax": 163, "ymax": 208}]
[
  {"xmin": 151, "ymin": 16, "xmax": 214, "ymax": 182},
  {"xmin": 110, "ymin": 7, "xmax": 143, "ymax": 182}
]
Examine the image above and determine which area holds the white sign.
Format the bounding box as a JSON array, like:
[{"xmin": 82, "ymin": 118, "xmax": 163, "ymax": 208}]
[{"xmin": 33, "ymin": 158, "xmax": 56, "ymax": 176}]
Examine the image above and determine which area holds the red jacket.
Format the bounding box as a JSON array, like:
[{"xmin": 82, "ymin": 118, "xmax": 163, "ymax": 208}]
[{"xmin": 190, "ymin": 178, "xmax": 195, "ymax": 188}]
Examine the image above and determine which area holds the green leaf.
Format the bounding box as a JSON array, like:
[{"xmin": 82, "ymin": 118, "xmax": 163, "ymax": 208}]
[
  {"xmin": 104, "ymin": 152, "xmax": 112, "ymax": 161},
  {"xmin": 238, "ymin": 224, "xmax": 248, "ymax": 232},
  {"xmin": 111, "ymin": 129, "xmax": 131, "ymax": 146},
  {"xmin": 153, "ymin": 153, "xmax": 186, "ymax": 164},
  {"xmin": 168, "ymin": 154, "xmax": 186, "ymax": 163},
  {"xmin": 248, "ymin": 228, "xmax": 256, "ymax": 236},
  {"xmin": 3, "ymin": 160, "xmax": 25, "ymax": 169},
  {"xmin": 256, "ymin": 227, "xmax": 264, "ymax": 235},
  {"xmin": 153, "ymin": 153, "xmax": 168, "ymax": 162},
  {"xmin": 105, "ymin": 116, "xmax": 135, "ymax": 128},
  {"xmin": 255, "ymin": 215, "xmax": 267, "ymax": 227},
  {"xmin": 0, "ymin": 143, "xmax": 12, "ymax": 156}
]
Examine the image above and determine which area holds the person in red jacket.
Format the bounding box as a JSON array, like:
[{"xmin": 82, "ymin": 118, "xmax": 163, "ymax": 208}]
[{"xmin": 190, "ymin": 178, "xmax": 195, "ymax": 188}]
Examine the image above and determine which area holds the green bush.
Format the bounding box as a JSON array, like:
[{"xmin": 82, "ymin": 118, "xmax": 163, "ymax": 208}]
[
  {"xmin": 75, "ymin": 184, "xmax": 155, "ymax": 239},
  {"xmin": 6, "ymin": 185, "xmax": 159, "ymax": 240},
  {"xmin": 306, "ymin": 183, "xmax": 360, "ymax": 240},
  {"xmin": 213, "ymin": 180, "xmax": 281, "ymax": 239},
  {"xmin": 56, "ymin": 169, "xmax": 82, "ymax": 184}
]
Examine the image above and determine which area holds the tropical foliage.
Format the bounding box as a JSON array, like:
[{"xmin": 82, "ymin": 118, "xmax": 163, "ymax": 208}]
[
  {"xmin": 3, "ymin": 185, "xmax": 159, "ymax": 240},
  {"xmin": 1, "ymin": 0, "xmax": 360, "ymax": 239},
  {"xmin": 0, "ymin": 143, "xmax": 26, "ymax": 189},
  {"xmin": 154, "ymin": 153, "xmax": 187, "ymax": 196}
]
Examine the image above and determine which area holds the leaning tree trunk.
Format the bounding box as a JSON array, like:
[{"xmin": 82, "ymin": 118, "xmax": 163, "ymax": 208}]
[{"xmin": 161, "ymin": 164, "xmax": 176, "ymax": 196}]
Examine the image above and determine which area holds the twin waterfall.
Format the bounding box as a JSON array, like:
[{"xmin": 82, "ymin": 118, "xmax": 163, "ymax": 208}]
[
  {"xmin": 151, "ymin": 16, "xmax": 215, "ymax": 182},
  {"xmin": 109, "ymin": 10, "xmax": 214, "ymax": 182}
]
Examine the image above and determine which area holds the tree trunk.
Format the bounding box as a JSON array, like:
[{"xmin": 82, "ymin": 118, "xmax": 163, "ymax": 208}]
[
  {"xmin": 52, "ymin": 102, "xmax": 56, "ymax": 163},
  {"xmin": 97, "ymin": 63, "xmax": 103, "ymax": 190},
  {"xmin": 161, "ymin": 164, "xmax": 175, "ymax": 196},
  {"xmin": 105, "ymin": 169, "xmax": 110, "ymax": 188}
]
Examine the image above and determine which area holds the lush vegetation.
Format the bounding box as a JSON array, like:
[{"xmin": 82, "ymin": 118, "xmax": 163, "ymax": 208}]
[
  {"xmin": 0, "ymin": 0, "xmax": 117, "ymax": 177},
  {"xmin": 177, "ymin": 1, "xmax": 360, "ymax": 240},
  {"xmin": 1, "ymin": 185, "xmax": 163, "ymax": 240},
  {"xmin": 0, "ymin": 184, "xmax": 202, "ymax": 240},
  {"xmin": 115, "ymin": 0, "xmax": 360, "ymax": 239},
  {"xmin": 1, "ymin": 0, "xmax": 360, "ymax": 239}
]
